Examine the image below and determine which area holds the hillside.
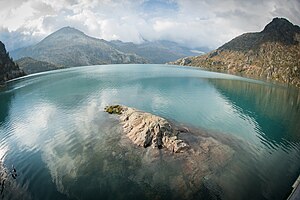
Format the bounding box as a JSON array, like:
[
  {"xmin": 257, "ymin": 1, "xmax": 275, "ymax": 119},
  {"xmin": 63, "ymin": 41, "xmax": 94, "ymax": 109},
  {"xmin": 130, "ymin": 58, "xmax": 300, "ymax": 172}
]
[
  {"xmin": 170, "ymin": 18, "xmax": 300, "ymax": 87},
  {"xmin": 110, "ymin": 40, "xmax": 207, "ymax": 63},
  {"xmin": 11, "ymin": 27, "xmax": 147, "ymax": 67},
  {"xmin": 0, "ymin": 41, "xmax": 24, "ymax": 84},
  {"xmin": 16, "ymin": 57, "xmax": 59, "ymax": 74}
]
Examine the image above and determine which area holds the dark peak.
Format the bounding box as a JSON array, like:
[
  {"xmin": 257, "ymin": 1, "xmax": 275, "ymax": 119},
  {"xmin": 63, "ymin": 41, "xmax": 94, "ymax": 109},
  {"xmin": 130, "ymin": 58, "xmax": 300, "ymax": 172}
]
[
  {"xmin": 0, "ymin": 41, "xmax": 6, "ymax": 52},
  {"xmin": 261, "ymin": 17, "xmax": 300, "ymax": 46},
  {"xmin": 262, "ymin": 17, "xmax": 300, "ymax": 33},
  {"xmin": 218, "ymin": 17, "xmax": 300, "ymax": 52}
]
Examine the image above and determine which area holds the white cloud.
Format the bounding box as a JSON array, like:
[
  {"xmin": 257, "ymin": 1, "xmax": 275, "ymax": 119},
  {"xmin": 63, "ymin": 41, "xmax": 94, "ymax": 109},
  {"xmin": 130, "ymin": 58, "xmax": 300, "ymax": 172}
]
[
  {"xmin": 0, "ymin": 0, "xmax": 299, "ymax": 51},
  {"xmin": 0, "ymin": 1, "xmax": 34, "ymax": 31}
]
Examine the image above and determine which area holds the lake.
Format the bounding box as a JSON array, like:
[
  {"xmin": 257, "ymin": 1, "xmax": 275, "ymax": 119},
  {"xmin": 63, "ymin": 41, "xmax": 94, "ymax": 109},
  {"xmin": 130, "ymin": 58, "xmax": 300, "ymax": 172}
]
[{"xmin": 0, "ymin": 64, "xmax": 299, "ymax": 200}]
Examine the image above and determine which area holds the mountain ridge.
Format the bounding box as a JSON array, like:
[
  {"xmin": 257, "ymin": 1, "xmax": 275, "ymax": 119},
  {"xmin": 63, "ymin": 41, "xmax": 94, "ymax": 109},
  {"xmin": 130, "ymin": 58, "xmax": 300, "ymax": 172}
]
[
  {"xmin": 109, "ymin": 39, "xmax": 207, "ymax": 64},
  {"xmin": 219, "ymin": 18, "xmax": 300, "ymax": 52},
  {"xmin": 11, "ymin": 27, "xmax": 205, "ymax": 70},
  {"xmin": 170, "ymin": 17, "xmax": 300, "ymax": 87},
  {"xmin": 11, "ymin": 27, "xmax": 147, "ymax": 67}
]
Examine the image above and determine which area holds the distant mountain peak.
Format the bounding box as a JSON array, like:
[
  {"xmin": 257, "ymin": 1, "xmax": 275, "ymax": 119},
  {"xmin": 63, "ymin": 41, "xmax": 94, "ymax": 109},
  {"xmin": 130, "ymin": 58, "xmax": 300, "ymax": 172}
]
[
  {"xmin": 36, "ymin": 26, "xmax": 90, "ymax": 47},
  {"xmin": 218, "ymin": 17, "xmax": 300, "ymax": 52},
  {"xmin": 57, "ymin": 26, "xmax": 82, "ymax": 32},
  {"xmin": 170, "ymin": 17, "xmax": 300, "ymax": 87},
  {"xmin": 10, "ymin": 27, "xmax": 147, "ymax": 67},
  {"xmin": 261, "ymin": 18, "xmax": 300, "ymax": 45},
  {"xmin": 48, "ymin": 26, "xmax": 86, "ymax": 37},
  {"xmin": 262, "ymin": 17, "xmax": 298, "ymax": 33}
]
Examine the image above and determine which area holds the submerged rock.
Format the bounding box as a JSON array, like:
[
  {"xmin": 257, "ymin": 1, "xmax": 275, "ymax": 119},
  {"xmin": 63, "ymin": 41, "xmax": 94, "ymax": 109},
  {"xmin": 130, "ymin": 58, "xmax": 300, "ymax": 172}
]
[
  {"xmin": 0, "ymin": 162, "xmax": 30, "ymax": 199},
  {"xmin": 103, "ymin": 105, "xmax": 236, "ymax": 198},
  {"xmin": 105, "ymin": 105, "xmax": 189, "ymax": 153}
]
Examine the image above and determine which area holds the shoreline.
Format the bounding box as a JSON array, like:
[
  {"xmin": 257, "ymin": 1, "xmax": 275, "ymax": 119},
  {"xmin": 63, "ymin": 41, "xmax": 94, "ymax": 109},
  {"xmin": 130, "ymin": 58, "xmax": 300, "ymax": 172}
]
[{"xmin": 168, "ymin": 63, "xmax": 300, "ymax": 89}]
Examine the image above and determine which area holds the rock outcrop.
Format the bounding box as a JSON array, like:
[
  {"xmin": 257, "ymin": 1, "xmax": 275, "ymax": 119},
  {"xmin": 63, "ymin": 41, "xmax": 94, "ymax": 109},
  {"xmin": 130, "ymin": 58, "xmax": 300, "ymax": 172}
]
[
  {"xmin": 104, "ymin": 105, "xmax": 235, "ymax": 198},
  {"xmin": 105, "ymin": 105, "xmax": 189, "ymax": 153},
  {"xmin": 0, "ymin": 41, "xmax": 24, "ymax": 84},
  {"xmin": 170, "ymin": 18, "xmax": 300, "ymax": 87}
]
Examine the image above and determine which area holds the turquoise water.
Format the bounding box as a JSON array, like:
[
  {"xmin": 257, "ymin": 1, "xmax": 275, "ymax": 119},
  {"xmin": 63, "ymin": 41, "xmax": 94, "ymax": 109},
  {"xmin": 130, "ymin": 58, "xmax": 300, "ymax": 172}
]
[{"xmin": 0, "ymin": 64, "xmax": 299, "ymax": 199}]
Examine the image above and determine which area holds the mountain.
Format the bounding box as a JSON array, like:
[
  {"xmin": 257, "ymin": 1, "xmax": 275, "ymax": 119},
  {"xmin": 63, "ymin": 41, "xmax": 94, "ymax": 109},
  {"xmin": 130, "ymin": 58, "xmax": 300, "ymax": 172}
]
[
  {"xmin": 110, "ymin": 40, "xmax": 208, "ymax": 64},
  {"xmin": 11, "ymin": 27, "xmax": 147, "ymax": 67},
  {"xmin": 0, "ymin": 41, "xmax": 24, "ymax": 84},
  {"xmin": 170, "ymin": 18, "xmax": 300, "ymax": 87},
  {"xmin": 16, "ymin": 57, "xmax": 59, "ymax": 74}
]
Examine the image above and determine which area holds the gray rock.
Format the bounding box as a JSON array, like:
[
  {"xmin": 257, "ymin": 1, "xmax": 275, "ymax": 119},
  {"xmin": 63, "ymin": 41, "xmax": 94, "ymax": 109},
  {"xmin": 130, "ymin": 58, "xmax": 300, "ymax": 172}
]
[
  {"xmin": 105, "ymin": 105, "xmax": 190, "ymax": 152},
  {"xmin": 180, "ymin": 57, "xmax": 192, "ymax": 65}
]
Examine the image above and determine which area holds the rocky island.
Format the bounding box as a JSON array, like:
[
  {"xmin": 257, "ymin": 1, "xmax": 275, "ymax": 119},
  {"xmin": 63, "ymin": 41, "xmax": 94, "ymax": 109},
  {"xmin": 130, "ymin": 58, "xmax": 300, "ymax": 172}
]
[
  {"xmin": 105, "ymin": 105, "xmax": 190, "ymax": 153},
  {"xmin": 104, "ymin": 105, "xmax": 235, "ymax": 199}
]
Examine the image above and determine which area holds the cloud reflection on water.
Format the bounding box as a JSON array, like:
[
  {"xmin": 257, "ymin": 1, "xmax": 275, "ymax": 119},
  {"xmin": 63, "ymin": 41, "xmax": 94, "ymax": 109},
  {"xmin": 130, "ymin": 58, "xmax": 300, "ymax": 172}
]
[{"xmin": 1, "ymin": 65, "xmax": 299, "ymax": 200}]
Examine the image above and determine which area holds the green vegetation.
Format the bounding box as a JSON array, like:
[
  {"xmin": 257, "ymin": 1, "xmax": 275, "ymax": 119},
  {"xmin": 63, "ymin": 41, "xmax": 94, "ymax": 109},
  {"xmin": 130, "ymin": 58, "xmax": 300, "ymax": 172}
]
[
  {"xmin": 0, "ymin": 41, "xmax": 24, "ymax": 83},
  {"xmin": 105, "ymin": 105, "xmax": 123, "ymax": 115},
  {"xmin": 16, "ymin": 57, "xmax": 60, "ymax": 74}
]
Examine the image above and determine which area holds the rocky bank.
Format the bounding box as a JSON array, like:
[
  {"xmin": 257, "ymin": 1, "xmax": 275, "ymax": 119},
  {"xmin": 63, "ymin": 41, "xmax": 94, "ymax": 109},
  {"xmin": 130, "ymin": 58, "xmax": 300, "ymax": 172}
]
[{"xmin": 170, "ymin": 18, "xmax": 300, "ymax": 87}]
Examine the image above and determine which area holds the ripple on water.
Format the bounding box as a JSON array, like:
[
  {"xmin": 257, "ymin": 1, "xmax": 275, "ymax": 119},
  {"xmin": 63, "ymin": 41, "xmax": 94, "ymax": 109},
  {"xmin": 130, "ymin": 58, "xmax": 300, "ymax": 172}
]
[{"xmin": 0, "ymin": 64, "xmax": 299, "ymax": 200}]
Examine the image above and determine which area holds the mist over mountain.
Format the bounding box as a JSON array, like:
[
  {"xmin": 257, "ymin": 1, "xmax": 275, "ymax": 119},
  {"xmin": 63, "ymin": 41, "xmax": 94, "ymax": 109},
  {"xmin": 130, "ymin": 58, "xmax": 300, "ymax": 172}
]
[
  {"xmin": 170, "ymin": 18, "xmax": 300, "ymax": 87},
  {"xmin": 110, "ymin": 40, "xmax": 208, "ymax": 64},
  {"xmin": 10, "ymin": 27, "xmax": 204, "ymax": 70}
]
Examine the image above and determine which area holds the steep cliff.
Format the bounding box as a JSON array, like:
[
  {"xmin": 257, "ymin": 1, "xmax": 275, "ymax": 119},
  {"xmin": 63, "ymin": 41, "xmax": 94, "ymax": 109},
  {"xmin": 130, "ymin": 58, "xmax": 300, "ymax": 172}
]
[{"xmin": 0, "ymin": 41, "xmax": 24, "ymax": 84}]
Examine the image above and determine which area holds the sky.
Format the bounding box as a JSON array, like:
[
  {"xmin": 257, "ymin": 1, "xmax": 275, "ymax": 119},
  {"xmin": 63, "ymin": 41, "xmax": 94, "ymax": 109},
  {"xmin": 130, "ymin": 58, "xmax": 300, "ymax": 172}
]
[{"xmin": 0, "ymin": 0, "xmax": 299, "ymax": 51}]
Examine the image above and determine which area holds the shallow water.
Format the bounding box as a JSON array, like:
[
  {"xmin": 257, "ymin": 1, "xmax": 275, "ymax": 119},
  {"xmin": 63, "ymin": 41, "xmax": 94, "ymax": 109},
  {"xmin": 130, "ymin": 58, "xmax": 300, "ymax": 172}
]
[{"xmin": 0, "ymin": 64, "xmax": 299, "ymax": 199}]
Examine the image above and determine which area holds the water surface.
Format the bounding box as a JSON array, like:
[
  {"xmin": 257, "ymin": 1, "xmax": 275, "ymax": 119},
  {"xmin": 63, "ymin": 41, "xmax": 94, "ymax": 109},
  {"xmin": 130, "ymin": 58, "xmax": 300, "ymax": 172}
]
[{"xmin": 0, "ymin": 64, "xmax": 299, "ymax": 199}]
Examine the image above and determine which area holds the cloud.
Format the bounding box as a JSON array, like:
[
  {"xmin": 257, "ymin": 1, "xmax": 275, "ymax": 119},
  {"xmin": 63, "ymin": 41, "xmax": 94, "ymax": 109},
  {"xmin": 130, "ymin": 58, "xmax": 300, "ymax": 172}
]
[
  {"xmin": 0, "ymin": 27, "xmax": 43, "ymax": 51},
  {"xmin": 0, "ymin": 0, "xmax": 299, "ymax": 51}
]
